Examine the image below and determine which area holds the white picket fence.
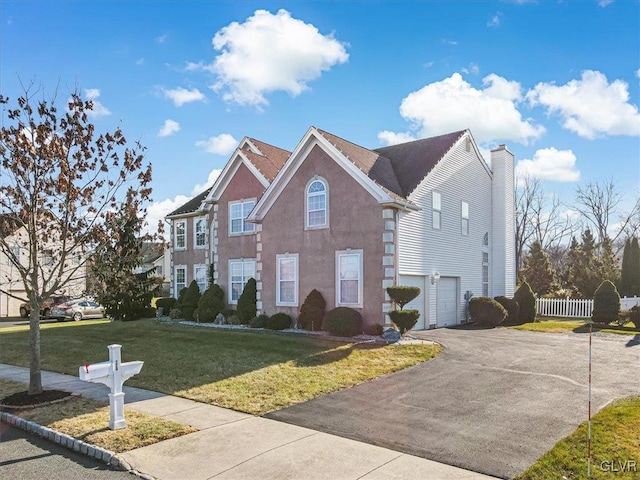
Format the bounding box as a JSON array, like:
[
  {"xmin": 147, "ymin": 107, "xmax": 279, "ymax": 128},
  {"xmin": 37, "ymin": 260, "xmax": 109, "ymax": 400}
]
[{"xmin": 536, "ymin": 296, "xmax": 640, "ymax": 318}]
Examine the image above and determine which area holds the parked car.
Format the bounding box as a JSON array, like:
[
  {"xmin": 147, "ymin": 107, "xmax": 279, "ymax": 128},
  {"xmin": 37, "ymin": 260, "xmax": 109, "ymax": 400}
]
[
  {"xmin": 19, "ymin": 295, "xmax": 72, "ymax": 319},
  {"xmin": 52, "ymin": 300, "xmax": 106, "ymax": 321}
]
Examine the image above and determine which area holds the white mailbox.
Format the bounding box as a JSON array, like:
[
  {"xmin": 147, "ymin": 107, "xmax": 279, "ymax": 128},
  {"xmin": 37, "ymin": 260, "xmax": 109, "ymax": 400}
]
[{"xmin": 79, "ymin": 344, "xmax": 143, "ymax": 430}]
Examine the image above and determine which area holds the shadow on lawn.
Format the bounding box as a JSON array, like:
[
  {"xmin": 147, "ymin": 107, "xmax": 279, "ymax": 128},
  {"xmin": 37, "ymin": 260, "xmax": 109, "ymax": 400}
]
[{"xmin": 572, "ymin": 324, "xmax": 640, "ymax": 334}]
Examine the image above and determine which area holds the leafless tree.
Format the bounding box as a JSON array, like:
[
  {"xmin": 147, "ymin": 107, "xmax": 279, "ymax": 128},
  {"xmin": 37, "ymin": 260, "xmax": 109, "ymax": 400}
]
[
  {"xmin": 515, "ymin": 175, "xmax": 540, "ymax": 274},
  {"xmin": 573, "ymin": 180, "xmax": 621, "ymax": 243}
]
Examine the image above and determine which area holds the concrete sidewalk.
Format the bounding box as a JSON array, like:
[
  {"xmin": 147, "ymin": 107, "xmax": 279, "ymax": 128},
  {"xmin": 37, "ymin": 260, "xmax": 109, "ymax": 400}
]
[{"xmin": 0, "ymin": 364, "xmax": 497, "ymax": 479}]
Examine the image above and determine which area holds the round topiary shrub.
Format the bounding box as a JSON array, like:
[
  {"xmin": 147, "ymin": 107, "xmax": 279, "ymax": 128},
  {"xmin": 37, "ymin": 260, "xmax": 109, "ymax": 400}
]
[
  {"xmin": 322, "ymin": 307, "xmax": 363, "ymax": 337},
  {"xmin": 298, "ymin": 289, "xmax": 326, "ymax": 331},
  {"xmin": 513, "ymin": 282, "xmax": 536, "ymax": 324},
  {"xmin": 156, "ymin": 297, "xmax": 177, "ymax": 316},
  {"xmin": 468, "ymin": 297, "xmax": 507, "ymax": 327},
  {"xmin": 249, "ymin": 313, "xmax": 270, "ymax": 329},
  {"xmin": 386, "ymin": 286, "xmax": 420, "ymax": 309},
  {"xmin": 592, "ymin": 280, "xmax": 620, "ymax": 325},
  {"xmin": 388, "ymin": 310, "xmax": 420, "ymax": 335},
  {"xmin": 493, "ymin": 296, "xmax": 519, "ymax": 324},
  {"xmin": 266, "ymin": 313, "xmax": 292, "ymax": 330}
]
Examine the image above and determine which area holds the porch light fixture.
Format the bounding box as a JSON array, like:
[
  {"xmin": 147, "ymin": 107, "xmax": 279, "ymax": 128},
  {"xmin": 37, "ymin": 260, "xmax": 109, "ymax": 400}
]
[{"xmin": 431, "ymin": 272, "xmax": 441, "ymax": 285}]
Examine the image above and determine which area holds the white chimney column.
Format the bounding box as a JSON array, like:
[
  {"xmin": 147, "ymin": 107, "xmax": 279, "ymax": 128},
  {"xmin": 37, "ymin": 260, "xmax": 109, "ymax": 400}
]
[{"xmin": 491, "ymin": 145, "xmax": 515, "ymax": 297}]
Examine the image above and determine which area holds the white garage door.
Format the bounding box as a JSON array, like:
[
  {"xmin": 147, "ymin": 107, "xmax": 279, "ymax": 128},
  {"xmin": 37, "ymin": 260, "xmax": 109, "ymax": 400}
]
[
  {"xmin": 436, "ymin": 277, "xmax": 458, "ymax": 327},
  {"xmin": 398, "ymin": 275, "xmax": 427, "ymax": 330}
]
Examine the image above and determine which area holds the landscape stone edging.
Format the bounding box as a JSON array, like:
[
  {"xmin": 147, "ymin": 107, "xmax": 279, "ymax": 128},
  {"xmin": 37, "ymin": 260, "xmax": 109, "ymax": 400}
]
[{"xmin": 0, "ymin": 410, "xmax": 153, "ymax": 479}]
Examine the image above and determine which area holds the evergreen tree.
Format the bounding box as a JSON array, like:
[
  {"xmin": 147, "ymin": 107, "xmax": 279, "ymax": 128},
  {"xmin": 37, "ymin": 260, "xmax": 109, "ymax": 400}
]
[
  {"xmin": 237, "ymin": 278, "xmax": 257, "ymax": 324},
  {"xmin": 598, "ymin": 236, "xmax": 620, "ymax": 287},
  {"xmin": 519, "ymin": 241, "xmax": 558, "ymax": 296},
  {"xmin": 181, "ymin": 280, "xmax": 202, "ymax": 321},
  {"xmin": 567, "ymin": 230, "xmax": 601, "ymax": 298},
  {"xmin": 620, "ymin": 237, "xmax": 640, "ymax": 297}
]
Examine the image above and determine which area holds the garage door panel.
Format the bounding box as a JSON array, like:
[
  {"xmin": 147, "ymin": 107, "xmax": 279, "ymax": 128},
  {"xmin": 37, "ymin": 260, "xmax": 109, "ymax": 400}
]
[{"xmin": 437, "ymin": 277, "xmax": 458, "ymax": 327}]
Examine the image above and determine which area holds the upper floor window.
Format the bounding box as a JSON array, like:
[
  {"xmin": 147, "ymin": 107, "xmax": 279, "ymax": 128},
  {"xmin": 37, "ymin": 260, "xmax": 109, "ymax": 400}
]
[
  {"xmin": 229, "ymin": 200, "xmax": 255, "ymax": 235},
  {"xmin": 194, "ymin": 216, "xmax": 207, "ymax": 248},
  {"xmin": 461, "ymin": 202, "xmax": 469, "ymax": 236},
  {"xmin": 432, "ymin": 192, "xmax": 441, "ymax": 230},
  {"xmin": 483, "ymin": 232, "xmax": 489, "ymax": 246},
  {"xmin": 10, "ymin": 244, "xmax": 20, "ymax": 261},
  {"xmin": 174, "ymin": 220, "xmax": 186, "ymax": 250},
  {"xmin": 306, "ymin": 179, "xmax": 328, "ymax": 228}
]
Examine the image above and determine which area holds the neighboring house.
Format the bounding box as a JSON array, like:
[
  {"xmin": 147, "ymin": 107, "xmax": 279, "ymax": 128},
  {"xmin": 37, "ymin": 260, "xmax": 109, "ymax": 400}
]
[
  {"xmin": 137, "ymin": 242, "xmax": 171, "ymax": 295},
  {"xmin": 168, "ymin": 128, "xmax": 515, "ymax": 330},
  {"xmin": 0, "ymin": 214, "xmax": 86, "ymax": 317}
]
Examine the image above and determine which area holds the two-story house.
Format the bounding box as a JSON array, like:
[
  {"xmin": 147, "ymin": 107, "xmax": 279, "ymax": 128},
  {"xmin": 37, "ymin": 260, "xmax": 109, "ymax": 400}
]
[{"xmin": 168, "ymin": 127, "xmax": 515, "ymax": 330}]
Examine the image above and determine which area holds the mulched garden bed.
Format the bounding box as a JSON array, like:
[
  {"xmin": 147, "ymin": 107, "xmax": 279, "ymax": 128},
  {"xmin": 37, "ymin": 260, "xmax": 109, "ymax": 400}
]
[{"xmin": 1, "ymin": 389, "xmax": 72, "ymax": 409}]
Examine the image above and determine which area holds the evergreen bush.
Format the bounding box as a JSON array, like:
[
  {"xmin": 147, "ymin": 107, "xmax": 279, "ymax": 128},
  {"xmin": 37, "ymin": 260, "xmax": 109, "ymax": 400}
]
[
  {"xmin": 592, "ymin": 280, "xmax": 620, "ymax": 325},
  {"xmin": 249, "ymin": 313, "xmax": 270, "ymax": 329},
  {"xmin": 386, "ymin": 286, "xmax": 420, "ymax": 309},
  {"xmin": 388, "ymin": 310, "xmax": 420, "ymax": 334},
  {"xmin": 155, "ymin": 297, "xmax": 177, "ymax": 314},
  {"xmin": 323, "ymin": 307, "xmax": 363, "ymax": 337},
  {"xmin": 494, "ymin": 296, "xmax": 519, "ymax": 324},
  {"xmin": 628, "ymin": 305, "xmax": 640, "ymax": 330},
  {"xmin": 237, "ymin": 278, "xmax": 257, "ymax": 324},
  {"xmin": 181, "ymin": 280, "xmax": 201, "ymax": 321},
  {"xmin": 195, "ymin": 284, "xmax": 225, "ymax": 323},
  {"xmin": 169, "ymin": 308, "xmax": 182, "ymax": 319},
  {"xmin": 468, "ymin": 297, "xmax": 507, "ymax": 327},
  {"xmin": 513, "ymin": 282, "xmax": 536, "ymax": 324},
  {"xmin": 266, "ymin": 313, "xmax": 292, "ymax": 330},
  {"xmin": 298, "ymin": 289, "xmax": 326, "ymax": 331}
]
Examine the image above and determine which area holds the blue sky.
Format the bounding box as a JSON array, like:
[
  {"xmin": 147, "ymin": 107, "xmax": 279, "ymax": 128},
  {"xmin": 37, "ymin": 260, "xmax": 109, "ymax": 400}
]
[{"xmin": 1, "ymin": 1, "xmax": 639, "ymax": 234}]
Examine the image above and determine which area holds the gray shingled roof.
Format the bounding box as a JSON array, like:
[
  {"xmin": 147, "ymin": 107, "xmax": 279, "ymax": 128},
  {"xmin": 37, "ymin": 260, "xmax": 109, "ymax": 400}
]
[{"xmin": 167, "ymin": 187, "xmax": 212, "ymax": 218}]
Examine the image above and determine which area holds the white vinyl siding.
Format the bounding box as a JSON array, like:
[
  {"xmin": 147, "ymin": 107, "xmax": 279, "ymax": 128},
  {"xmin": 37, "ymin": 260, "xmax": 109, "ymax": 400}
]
[
  {"xmin": 306, "ymin": 178, "xmax": 328, "ymax": 229},
  {"xmin": 336, "ymin": 249, "xmax": 363, "ymax": 308},
  {"xmin": 482, "ymin": 253, "xmax": 489, "ymax": 297},
  {"xmin": 229, "ymin": 259, "xmax": 255, "ymax": 304},
  {"xmin": 229, "ymin": 200, "xmax": 256, "ymax": 235},
  {"xmin": 194, "ymin": 264, "xmax": 207, "ymax": 293},
  {"xmin": 174, "ymin": 265, "xmax": 187, "ymax": 294},
  {"xmin": 432, "ymin": 191, "xmax": 441, "ymax": 229},
  {"xmin": 461, "ymin": 202, "xmax": 469, "ymax": 236},
  {"xmin": 174, "ymin": 220, "xmax": 186, "ymax": 250},
  {"xmin": 276, "ymin": 254, "xmax": 298, "ymax": 306},
  {"xmin": 194, "ymin": 216, "xmax": 207, "ymax": 248}
]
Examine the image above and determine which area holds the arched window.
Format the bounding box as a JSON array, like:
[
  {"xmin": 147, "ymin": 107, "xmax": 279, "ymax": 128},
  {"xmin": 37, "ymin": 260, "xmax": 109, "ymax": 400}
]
[{"xmin": 306, "ymin": 179, "xmax": 328, "ymax": 228}]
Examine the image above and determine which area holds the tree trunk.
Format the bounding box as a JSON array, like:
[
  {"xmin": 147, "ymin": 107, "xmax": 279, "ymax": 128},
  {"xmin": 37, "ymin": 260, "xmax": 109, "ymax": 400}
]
[{"xmin": 28, "ymin": 307, "xmax": 43, "ymax": 395}]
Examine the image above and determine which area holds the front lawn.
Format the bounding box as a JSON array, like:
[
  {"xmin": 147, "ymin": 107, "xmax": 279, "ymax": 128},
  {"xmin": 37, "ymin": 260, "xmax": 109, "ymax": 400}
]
[
  {"xmin": 517, "ymin": 397, "xmax": 640, "ymax": 480},
  {"xmin": 0, "ymin": 319, "xmax": 441, "ymax": 414},
  {"xmin": 509, "ymin": 317, "xmax": 639, "ymax": 335}
]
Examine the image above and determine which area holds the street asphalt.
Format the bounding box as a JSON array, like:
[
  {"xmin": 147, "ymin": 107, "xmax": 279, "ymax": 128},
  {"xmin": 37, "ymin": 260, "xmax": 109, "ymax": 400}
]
[{"xmin": 266, "ymin": 327, "xmax": 640, "ymax": 479}]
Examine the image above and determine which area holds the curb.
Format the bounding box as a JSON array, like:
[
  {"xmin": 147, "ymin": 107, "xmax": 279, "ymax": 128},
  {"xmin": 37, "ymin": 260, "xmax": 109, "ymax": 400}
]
[{"xmin": 0, "ymin": 411, "xmax": 154, "ymax": 479}]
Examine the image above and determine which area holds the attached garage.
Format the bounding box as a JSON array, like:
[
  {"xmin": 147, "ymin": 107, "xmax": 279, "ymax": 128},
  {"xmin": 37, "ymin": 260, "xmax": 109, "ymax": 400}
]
[
  {"xmin": 436, "ymin": 277, "xmax": 459, "ymax": 327},
  {"xmin": 397, "ymin": 274, "xmax": 428, "ymax": 330}
]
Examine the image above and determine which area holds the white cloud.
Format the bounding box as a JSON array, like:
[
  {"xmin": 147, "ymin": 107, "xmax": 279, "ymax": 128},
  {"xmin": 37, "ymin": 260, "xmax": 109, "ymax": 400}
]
[
  {"xmin": 384, "ymin": 72, "xmax": 545, "ymax": 145},
  {"xmin": 442, "ymin": 39, "xmax": 458, "ymax": 46},
  {"xmin": 487, "ymin": 13, "xmax": 502, "ymax": 28},
  {"xmin": 162, "ymin": 87, "xmax": 206, "ymax": 107},
  {"xmin": 84, "ymin": 89, "xmax": 111, "ymax": 118},
  {"xmin": 377, "ymin": 131, "xmax": 416, "ymax": 146},
  {"xmin": 461, "ymin": 63, "xmax": 480, "ymax": 75},
  {"xmin": 515, "ymin": 147, "xmax": 581, "ymax": 183},
  {"xmin": 156, "ymin": 34, "xmax": 168, "ymax": 44},
  {"xmin": 143, "ymin": 195, "xmax": 189, "ymax": 235},
  {"xmin": 158, "ymin": 119, "xmax": 181, "ymax": 137},
  {"xmin": 191, "ymin": 169, "xmax": 223, "ymax": 196},
  {"xmin": 136, "ymin": 58, "xmax": 145, "ymax": 66},
  {"xmin": 527, "ymin": 70, "xmax": 640, "ymax": 138},
  {"xmin": 195, "ymin": 133, "xmax": 238, "ymax": 155},
  {"xmin": 598, "ymin": 0, "xmax": 614, "ymax": 7},
  {"xmin": 636, "ymin": 68, "xmax": 640, "ymax": 79},
  {"xmin": 208, "ymin": 9, "xmax": 349, "ymax": 107}
]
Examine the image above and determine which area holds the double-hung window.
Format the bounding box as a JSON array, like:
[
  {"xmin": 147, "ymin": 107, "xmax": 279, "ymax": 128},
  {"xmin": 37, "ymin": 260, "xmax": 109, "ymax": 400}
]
[
  {"xmin": 482, "ymin": 252, "xmax": 489, "ymax": 296},
  {"xmin": 174, "ymin": 220, "xmax": 186, "ymax": 250},
  {"xmin": 194, "ymin": 216, "xmax": 207, "ymax": 248},
  {"xmin": 229, "ymin": 259, "xmax": 255, "ymax": 303},
  {"xmin": 336, "ymin": 249, "xmax": 363, "ymax": 307},
  {"xmin": 306, "ymin": 179, "xmax": 328, "ymax": 228},
  {"xmin": 276, "ymin": 254, "xmax": 298, "ymax": 306},
  {"xmin": 432, "ymin": 192, "xmax": 441, "ymax": 230},
  {"xmin": 229, "ymin": 200, "xmax": 255, "ymax": 235},
  {"xmin": 175, "ymin": 265, "xmax": 187, "ymax": 294},
  {"xmin": 194, "ymin": 264, "xmax": 207, "ymax": 293},
  {"xmin": 461, "ymin": 202, "xmax": 469, "ymax": 236}
]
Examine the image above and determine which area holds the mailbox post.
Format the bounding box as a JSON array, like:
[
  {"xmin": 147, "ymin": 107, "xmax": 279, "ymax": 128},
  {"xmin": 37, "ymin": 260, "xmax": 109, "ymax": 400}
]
[{"xmin": 79, "ymin": 344, "xmax": 143, "ymax": 430}]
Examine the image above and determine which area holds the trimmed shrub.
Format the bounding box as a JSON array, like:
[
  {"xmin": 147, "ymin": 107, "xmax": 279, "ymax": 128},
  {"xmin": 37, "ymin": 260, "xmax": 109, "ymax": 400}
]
[
  {"xmin": 175, "ymin": 287, "xmax": 188, "ymax": 308},
  {"xmin": 180, "ymin": 280, "xmax": 202, "ymax": 321},
  {"xmin": 237, "ymin": 278, "xmax": 257, "ymax": 324},
  {"xmin": 169, "ymin": 308, "xmax": 182, "ymax": 319},
  {"xmin": 514, "ymin": 282, "xmax": 536, "ymax": 324},
  {"xmin": 629, "ymin": 305, "xmax": 640, "ymax": 330},
  {"xmin": 249, "ymin": 313, "xmax": 269, "ymax": 329},
  {"xmin": 142, "ymin": 307, "xmax": 157, "ymax": 319},
  {"xmin": 494, "ymin": 296, "xmax": 519, "ymax": 324},
  {"xmin": 592, "ymin": 280, "xmax": 620, "ymax": 325},
  {"xmin": 220, "ymin": 309, "xmax": 236, "ymax": 319},
  {"xmin": 386, "ymin": 286, "xmax": 420, "ymax": 309},
  {"xmin": 323, "ymin": 307, "xmax": 363, "ymax": 337},
  {"xmin": 389, "ymin": 310, "xmax": 420, "ymax": 335},
  {"xmin": 298, "ymin": 289, "xmax": 326, "ymax": 331},
  {"xmin": 226, "ymin": 314, "xmax": 242, "ymax": 325},
  {"xmin": 195, "ymin": 284, "xmax": 225, "ymax": 323},
  {"xmin": 155, "ymin": 297, "xmax": 177, "ymax": 314},
  {"xmin": 363, "ymin": 323, "xmax": 384, "ymax": 336},
  {"xmin": 266, "ymin": 313, "xmax": 292, "ymax": 330},
  {"xmin": 468, "ymin": 297, "xmax": 507, "ymax": 327}
]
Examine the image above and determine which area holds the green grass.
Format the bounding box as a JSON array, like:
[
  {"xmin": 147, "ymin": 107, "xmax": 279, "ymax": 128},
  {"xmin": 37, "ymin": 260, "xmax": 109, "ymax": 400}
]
[
  {"xmin": 509, "ymin": 317, "xmax": 639, "ymax": 335},
  {"xmin": 0, "ymin": 378, "xmax": 196, "ymax": 452},
  {"xmin": 517, "ymin": 397, "xmax": 640, "ymax": 480},
  {"xmin": 0, "ymin": 319, "xmax": 441, "ymax": 414}
]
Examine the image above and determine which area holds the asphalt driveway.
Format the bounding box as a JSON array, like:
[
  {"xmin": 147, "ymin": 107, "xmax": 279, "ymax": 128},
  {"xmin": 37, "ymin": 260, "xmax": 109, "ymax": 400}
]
[{"xmin": 266, "ymin": 327, "xmax": 640, "ymax": 479}]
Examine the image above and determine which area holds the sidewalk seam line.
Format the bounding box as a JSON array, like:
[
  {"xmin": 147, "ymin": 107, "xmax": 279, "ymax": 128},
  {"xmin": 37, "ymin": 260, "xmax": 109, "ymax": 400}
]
[{"xmin": 355, "ymin": 452, "xmax": 404, "ymax": 479}]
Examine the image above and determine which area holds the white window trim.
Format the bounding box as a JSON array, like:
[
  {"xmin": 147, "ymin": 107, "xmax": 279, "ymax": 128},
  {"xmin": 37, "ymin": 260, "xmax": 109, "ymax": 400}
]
[
  {"xmin": 432, "ymin": 191, "xmax": 441, "ymax": 230},
  {"xmin": 461, "ymin": 201, "xmax": 469, "ymax": 236},
  {"xmin": 228, "ymin": 258, "xmax": 256, "ymax": 305},
  {"xmin": 276, "ymin": 253, "xmax": 299, "ymax": 307},
  {"xmin": 305, "ymin": 177, "xmax": 329, "ymax": 230},
  {"xmin": 228, "ymin": 198, "xmax": 257, "ymax": 236},
  {"xmin": 174, "ymin": 220, "xmax": 187, "ymax": 251},
  {"xmin": 194, "ymin": 264, "xmax": 207, "ymax": 293},
  {"xmin": 335, "ymin": 249, "xmax": 364, "ymax": 308},
  {"xmin": 194, "ymin": 216, "xmax": 208, "ymax": 249},
  {"xmin": 174, "ymin": 265, "xmax": 187, "ymax": 295}
]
